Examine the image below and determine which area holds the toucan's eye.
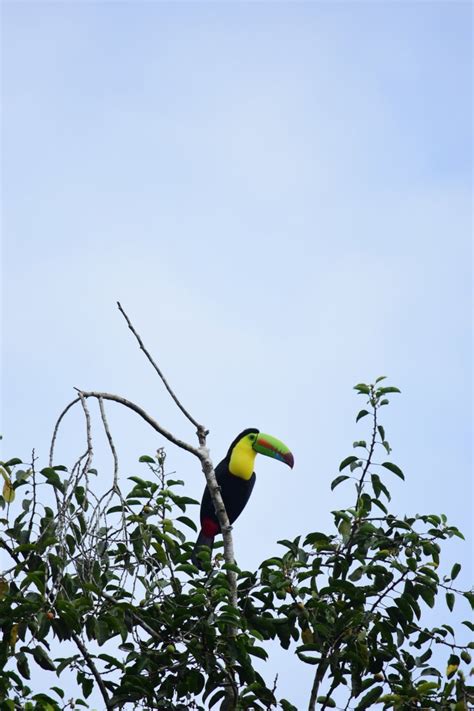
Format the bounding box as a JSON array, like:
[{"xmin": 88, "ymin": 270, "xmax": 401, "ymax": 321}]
[{"xmin": 249, "ymin": 434, "xmax": 256, "ymax": 441}]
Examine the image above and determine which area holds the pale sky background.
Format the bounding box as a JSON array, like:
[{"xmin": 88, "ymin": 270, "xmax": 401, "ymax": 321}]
[{"xmin": 1, "ymin": 1, "xmax": 472, "ymax": 709}]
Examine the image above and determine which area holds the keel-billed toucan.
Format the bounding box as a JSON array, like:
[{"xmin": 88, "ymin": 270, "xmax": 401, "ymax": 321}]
[{"xmin": 192, "ymin": 428, "xmax": 294, "ymax": 567}]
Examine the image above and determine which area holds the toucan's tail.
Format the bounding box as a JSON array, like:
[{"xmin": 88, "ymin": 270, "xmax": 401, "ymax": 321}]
[{"xmin": 191, "ymin": 530, "xmax": 214, "ymax": 569}]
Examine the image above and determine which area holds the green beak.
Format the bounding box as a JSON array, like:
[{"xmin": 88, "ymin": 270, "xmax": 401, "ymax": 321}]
[{"xmin": 253, "ymin": 433, "xmax": 294, "ymax": 468}]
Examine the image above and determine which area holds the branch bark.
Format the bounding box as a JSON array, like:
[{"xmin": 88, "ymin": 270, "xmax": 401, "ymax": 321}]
[
  {"xmin": 49, "ymin": 397, "xmax": 80, "ymax": 466},
  {"xmin": 117, "ymin": 301, "xmax": 204, "ymax": 436},
  {"xmin": 70, "ymin": 630, "xmax": 113, "ymax": 710}
]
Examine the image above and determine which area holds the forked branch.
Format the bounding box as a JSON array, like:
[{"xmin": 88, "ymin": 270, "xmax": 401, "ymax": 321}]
[{"xmin": 50, "ymin": 304, "xmax": 239, "ymax": 611}]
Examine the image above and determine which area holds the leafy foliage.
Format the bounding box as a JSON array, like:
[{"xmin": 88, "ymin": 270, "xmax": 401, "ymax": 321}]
[{"xmin": 0, "ymin": 381, "xmax": 472, "ymax": 709}]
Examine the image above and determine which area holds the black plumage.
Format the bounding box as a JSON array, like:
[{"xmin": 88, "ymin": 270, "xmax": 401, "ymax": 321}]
[{"xmin": 191, "ymin": 428, "xmax": 258, "ymax": 568}]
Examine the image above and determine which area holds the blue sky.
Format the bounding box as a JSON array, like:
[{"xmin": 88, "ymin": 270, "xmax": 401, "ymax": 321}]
[{"xmin": 2, "ymin": 1, "xmax": 472, "ymax": 708}]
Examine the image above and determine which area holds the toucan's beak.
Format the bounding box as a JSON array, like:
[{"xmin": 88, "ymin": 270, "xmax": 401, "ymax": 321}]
[{"xmin": 252, "ymin": 433, "xmax": 294, "ymax": 468}]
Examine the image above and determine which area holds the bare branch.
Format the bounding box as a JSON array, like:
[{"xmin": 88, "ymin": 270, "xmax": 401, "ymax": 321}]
[
  {"xmin": 76, "ymin": 390, "xmax": 199, "ymax": 456},
  {"xmin": 199, "ymin": 450, "xmax": 237, "ymax": 607},
  {"xmin": 308, "ymin": 658, "xmax": 330, "ymax": 711},
  {"xmin": 117, "ymin": 301, "xmax": 205, "ymax": 437},
  {"xmin": 98, "ymin": 396, "xmax": 119, "ymax": 488},
  {"xmin": 49, "ymin": 397, "xmax": 80, "ymax": 466},
  {"xmin": 66, "ymin": 390, "xmax": 238, "ymax": 605},
  {"xmin": 78, "ymin": 392, "xmax": 93, "ymax": 481}
]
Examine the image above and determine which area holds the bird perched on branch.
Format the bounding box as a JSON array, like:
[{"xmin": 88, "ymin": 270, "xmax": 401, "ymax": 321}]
[{"xmin": 191, "ymin": 428, "xmax": 294, "ymax": 568}]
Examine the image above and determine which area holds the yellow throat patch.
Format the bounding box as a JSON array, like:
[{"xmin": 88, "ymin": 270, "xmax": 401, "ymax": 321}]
[{"xmin": 228, "ymin": 437, "xmax": 257, "ymax": 480}]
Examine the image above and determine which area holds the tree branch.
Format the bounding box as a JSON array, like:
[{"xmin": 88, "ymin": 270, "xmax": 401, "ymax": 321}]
[
  {"xmin": 117, "ymin": 301, "xmax": 205, "ymax": 437},
  {"xmin": 75, "ymin": 390, "xmax": 199, "ymax": 456},
  {"xmin": 75, "ymin": 390, "xmax": 238, "ymax": 603},
  {"xmin": 70, "ymin": 630, "xmax": 113, "ymax": 710},
  {"xmin": 98, "ymin": 396, "xmax": 119, "ymax": 488},
  {"xmin": 308, "ymin": 657, "xmax": 330, "ymax": 711},
  {"xmin": 78, "ymin": 391, "xmax": 93, "ymax": 480},
  {"xmin": 49, "ymin": 397, "xmax": 80, "ymax": 466}
]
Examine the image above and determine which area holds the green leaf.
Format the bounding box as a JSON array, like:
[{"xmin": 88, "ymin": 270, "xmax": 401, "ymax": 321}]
[
  {"xmin": 349, "ymin": 566, "xmax": 365, "ymax": 582},
  {"xmin": 186, "ymin": 670, "xmax": 205, "ymax": 695},
  {"xmin": 33, "ymin": 645, "xmax": 56, "ymax": 671},
  {"xmin": 450, "ymin": 563, "xmax": 461, "ymax": 580},
  {"xmin": 331, "ymin": 475, "xmax": 350, "ymax": 490},
  {"xmin": 208, "ymin": 689, "xmax": 226, "ymax": 708},
  {"xmin": 296, "ymin": 652, "xmax": 320, "ymax": 664},
  {"xmin": 4, "ymin": 458, "xmax": 22, "ymax": 466},
  {"xmin": 446, "ymin": 654, "xmax": 460, "ymax": 678},
  {"xmin": 176, "ymin": 515, "xmax": 197, "ymax": 532},
  {"xmin": 355, "ymin": 685, "xmax": 383, "ymax": 709},
  {"xmin": 21, "ymin": 571, "xmax": 45, "ymax": 595},
  {"xmin": 139, "ymin": 455, "xmax": 155, "ymax": 463},
  {"xmin": 338, "ymin": 519, "xmax": 351, "ymax": 542},
  {"xmin": 50, "ymin": 686, "xmax": 65, "ymax": 699},
  {"xmin": 40, "ymin": 468, "xmax": 64, "ymax": 491},
  {"xmin": 339, "ymin": 456, "xmax": 359, "ymax": 472},
  {"xmin": 316, "ymin": 697, "xmax": 336, "ymax": 708},
  {"xmin": 94, "ymin": 618, "xmax": 111, "ymax": 646},
  {"xmin": 461, "ymin": 650, "xmax": 471, "ymax": 664},
  {"xmin": 223, "ymin": 562, "xmax": 241, "ymax": 573},
  {"xmin": 446, "ymin": 592, "xmax": 455, "ymax": 611},
  {"xmin": 248, "ymin": 645, "xmax": 268, "ymax": 660},
  {"xmin": 107, "ymin": 505, "xmax": 123, "ymax": 514},
  {"xmin": 375, "ymin": 376, "xmax": 387, "ymax": 383},
  {"xmin": 17, "ymin": 652, "xmax": 31, "ymax": 680},
  {"xmin": 377, "ymin": 386, "xmax": 401, "ymax": 394},
  {"xmin": 381, "ymin": 462, "xmax": 405, "ymax": 479},
  {"xmin": 463, "ymin": 591, "xmax": 474, "ymax": 610},
  {"xmin": 176, "ymin": 563, "xmax": 199, "ymax": 575},
  {"xmin": 82, "ymin": 677, "xmax": 93, "ymax": 698},
  {"xmin": 377, "ymin": 425, "xmax": 385, "ymax": 441},
  {"xmin": 416, "ymin": 681, "xmax": 438, "ymax": 694},
  {"xmin": 127, "ymin": 475, "xmax": 149, "ymax": 486},
  {"xmin": 354, "ymin": 384, "xmax": 370, "ymax": 394},
  {"xmin": 356, "ymin": 409, "xmax": 369, "ymax": 422},
  {"xmin": 167, "ymin": 478, "xmax": 185, "ymax": 487}
]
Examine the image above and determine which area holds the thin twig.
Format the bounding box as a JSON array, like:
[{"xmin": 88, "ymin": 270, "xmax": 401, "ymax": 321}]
[
  {"xmin": 28, "ymin": 449, "xmax": 38, "ymax": 538},
  {"xmin": 78, "ymin": 392, "xmax": 93, "ymax": 482},
  {"xmin": 49, "ymin": 397, "xmax": 80, "ymax": 466},
  {"xmin": 117, "ymin": 301, "xmax": 204, "ymax": 434},
  {"xmin": 70, "ymin": 630, "xmax": 113, "ymax": 710},
  {"xmin": 320, "ymin": 673, "xmax": 338, "ymax": 711},
  {"xmin": 75, "ymin": 390, "xmax": 238, "ymax": 602},
  {"xmin": 75, "ymin": 390, "xmax": 199, "ymax": 456},
  {"xmin": 356, "ymin": 388, "xmax": 378, "ymax": 504},
  {"xmin": 98, "ymin": 397, "xmax": 119, "ymax": 488},
  {"xmin": 52, "ymin": 388, "xmax": 238, "ymax": 626}
]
